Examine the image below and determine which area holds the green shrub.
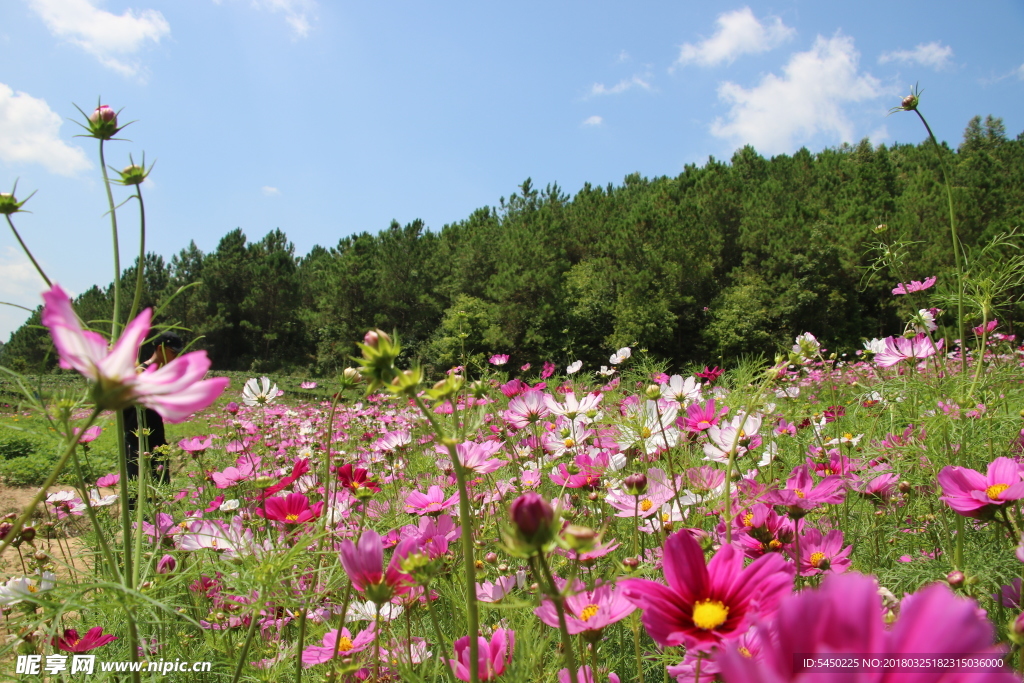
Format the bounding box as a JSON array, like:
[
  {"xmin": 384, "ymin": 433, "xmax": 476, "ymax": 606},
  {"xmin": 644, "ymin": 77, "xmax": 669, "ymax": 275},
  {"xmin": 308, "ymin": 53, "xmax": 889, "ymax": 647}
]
[
  {"xmin": 0, "ymin": 430, "xmax": 43, "ymax": 461},
  {"xmin": 0, "ymin": 453, "xmax": 57, "ymax": 487}
]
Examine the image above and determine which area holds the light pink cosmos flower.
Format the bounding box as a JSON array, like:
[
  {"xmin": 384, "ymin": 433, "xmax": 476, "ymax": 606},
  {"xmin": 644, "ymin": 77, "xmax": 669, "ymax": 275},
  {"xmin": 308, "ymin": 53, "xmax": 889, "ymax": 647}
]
[
  {"xmin": 437, "ymin": 441, "xmax": 506, "ymax": 474},
  {"xmin": 873, "ymin": 334, "xmax": 944, "ymax": 367},
  {"xmin": 938, "ymin": 457, "xmax": 1024, "ymax": 519},
  {"xmin": 503, "ymin": 390, "xmax": 550, "ymax": 429},
  {"xmin": 476, "ymin": 576, "xmax": 516, "ymax": 603},
  {"xmin": 41, "ymin": 284, "xmax": 229, "ymax": 422},
  {"xmin": 535, "ymin": 580, "xmax": 636, "ymax": 634},
  {"xmin": 619, "ymin": 530, "xmax": 793, "ymax": 652},
  {"xmin": 179, "ymin": 435, "xmax": 212, "ymax": 453},
  {"xmin": 301, "ymin": 624, "xmax": 375, "ymax": 667},
  {"xmin": 718, "ymin": 572, "xmax": 1015, "ymax": 683},
  {"xmin": 448, "ymin": 628, "xmax": 514, "ymax": 682},
  {"xmin": 404, "ymin": 485, "xmax": 459, "ymax": 515},
  {"xmin": 489, "ymin": 354, "xmax": 510, "ymax": 366},
  {"xmin": 892, "ymin": 276, "xmax": 937, "ymax": 295},
  {"xmin": 75, "ymin": 426, "xmax": 102, "ymax": 443}
]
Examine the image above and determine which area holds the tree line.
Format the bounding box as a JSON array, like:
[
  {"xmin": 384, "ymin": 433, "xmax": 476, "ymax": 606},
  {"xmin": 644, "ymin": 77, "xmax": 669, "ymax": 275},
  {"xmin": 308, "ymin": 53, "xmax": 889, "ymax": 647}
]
[{"xmin": 5, "ymin": 116, "xmax": 1022, "ymax": 376}]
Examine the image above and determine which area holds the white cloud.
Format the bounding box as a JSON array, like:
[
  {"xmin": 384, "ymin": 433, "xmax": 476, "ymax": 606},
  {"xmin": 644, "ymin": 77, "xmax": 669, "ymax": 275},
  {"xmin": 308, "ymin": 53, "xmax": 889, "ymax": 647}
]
[
  {"xmin": 581, "ymin": 115, "xmax": 603, "ymax": 127},
  {"xmin": 252, "ymin": 0, "xmax": 317, "ymax": 38},
  {"xmin": 28, "ymin": 0, "xmax": 169, "ymax": 78},
  {"xmin": 675, "ymin": 7, "xmax": 795, "ymax": 68},
  {"xmin": 878, "ymin": 41, "xmax": 953, "ymax": 70},
  {"xmin": 0, "ymin": 84, "xmax": 90, "ymax": 175},
  {"xmin": 710, "ymin": 35, "xmax": 884, "ymax": 156},
  {"xmin": 261, "ymin": 186, "xmax": 280, "ymax": 196},
  {"xmin": 1017, "ymin": 64, "xmax": 1024, "ymax": 80},
  {"xmin": 590, "ymin": 75, "xmax": 651, "ymax": 97},
  {"xmin": 0, "ymin": 247, "xmax": 48, "ymax": 341}
]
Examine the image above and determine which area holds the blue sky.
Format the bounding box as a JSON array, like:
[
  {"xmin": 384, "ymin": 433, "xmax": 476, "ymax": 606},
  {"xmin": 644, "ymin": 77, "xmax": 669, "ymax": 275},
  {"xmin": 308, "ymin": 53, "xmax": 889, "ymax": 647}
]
[{"xmin": 1, "ymin": 0, "xmax": 1022, "ymax": 340}]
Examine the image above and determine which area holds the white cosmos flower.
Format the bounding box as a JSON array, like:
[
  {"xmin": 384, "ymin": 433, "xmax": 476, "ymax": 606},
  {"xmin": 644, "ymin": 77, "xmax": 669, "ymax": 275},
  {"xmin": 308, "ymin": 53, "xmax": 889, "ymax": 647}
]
[
  {"xmin": 598, "ymin": 365, "xmax": 616, "ymax": 377},
  {"xmin": 219, "ymin": 499, "xmax": 240, "ymax": 511},
  {"xmin": 242, "ymin": 376, "xmax": 279, "ymax": 407},
  {"xmin": 609, "ymin": 347, "xmax": 631, "ymax": 365},
  {"xmin": 566, "ymin": 360, "xmax": 583, "ymax": 375},
  {"xmin": 88, "ymin": 489, "xmax": 118, "ymax": 507},
  {"xmin": 0, "ymin": 572, "xmax": 56, "ymax": 605}
]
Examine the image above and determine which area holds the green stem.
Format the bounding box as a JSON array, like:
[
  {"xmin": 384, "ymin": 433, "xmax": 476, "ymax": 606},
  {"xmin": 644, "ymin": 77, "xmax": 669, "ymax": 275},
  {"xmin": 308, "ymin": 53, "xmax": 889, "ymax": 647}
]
[
  {"xmin": 230, "ymin": 595, "xmax": 265, "ymax": 683},
  {"xmin": 99, "ymin": 140, "xmax": 122, "ymax": 338},
  {"xmin": 537, "ymin": 553, "xmax": 579, "ymax": 683},
  {"xmin": 5, "ymin": 215, "xmax": 51, "ymax": 287},
  {"xmin": 126, "ymin": 187, "xmax": 147, "ymax": 324},
  {"xmin": 914, "ymin": 108, "xmax": 966, "ymax": 376},
  {"xmin": 115, "ymin": 410, "xmax": 134, "ymax": 589},
  {"xmin": 412, "ymin": 392, "xmax": 480, "ymax": 683},
  {"xmin": 294, "ymin": 608, "xmax": 307, "ymax": 683}
]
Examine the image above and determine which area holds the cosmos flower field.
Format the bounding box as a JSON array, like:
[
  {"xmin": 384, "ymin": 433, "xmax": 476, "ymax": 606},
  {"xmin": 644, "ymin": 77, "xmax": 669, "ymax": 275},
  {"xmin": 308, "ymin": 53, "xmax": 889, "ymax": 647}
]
[{"xmin": 4, "ymin": 97, "xmax": 1024, "ymax": 682}]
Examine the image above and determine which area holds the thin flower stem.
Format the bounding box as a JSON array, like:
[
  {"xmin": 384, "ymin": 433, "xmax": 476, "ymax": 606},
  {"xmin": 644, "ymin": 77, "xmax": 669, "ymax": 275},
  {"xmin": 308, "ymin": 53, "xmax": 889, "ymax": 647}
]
[
  {"xmin": 4, "ymin": 215, "xmax": 51, "ymax": 287},
  {"xmin": 294, "ymin": 608, "xmax": 308, "ymax": 683},
  {"xmin": 631, "ymin": 611, "xmax": 646, "ymax": 683},
  {"xmin": 230, "ymin": 595, "xmax": 266, "ymax": 683},
  {"xmin": 913, "ymin": 108, "xmax": 966, "ymax": 376},
  {"xmin": 536, "ymin": 553, "xmax": 579, "ymax": 683},
  {"xmin": 426, "ymin": 582, "xmax": 457, "ymax": 683},
  {"xmin": 126, "ymin": 187, "xmax": 147, "ymax": 324},
  {"xmin": 412, "ymin": 392, "xmax": 480, "ymax": 683},
  {"xmin": 98, "ymin": 140, "xmax": 122, "ymax": 338}
]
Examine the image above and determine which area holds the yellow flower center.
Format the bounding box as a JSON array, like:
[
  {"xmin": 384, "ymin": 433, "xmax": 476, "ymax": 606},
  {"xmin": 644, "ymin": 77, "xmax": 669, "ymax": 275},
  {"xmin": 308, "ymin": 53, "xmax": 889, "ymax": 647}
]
[
  {"xmin": 27, "ymin": 584, "xmax": 38, "ymax": 593},
  {"xmin": 768, "ymin": 539, "xmax": 782, "ymax": 550},
  {"xmin": 809, "ymin": 552, "xmax": 827, "ymax": 568},
  {"xmin": 285, "ymin": 514, "xmax": 300, "ymax": 522},
  {"xmin": 640, "ymin": 427, "xmax": 652, "ymax": 439},
  {"xmin": 640, "ymin": 499, "xmax": 653, "ymax": 512},
  {"xmin": 698, "ymin": 420, "xmax": 711, "ymax": 429},
  {"xmin": 662, "ymin": 513, "xmax": 671, "ymax": 523},
  {"xmin": 564, "ymin": 438, "xmax": 576, "ymax": 448},
  {"xmin": 738, "ymin": 646, "xmax": 752, "ymax": 658},
  {"xmin": 742, "ymin": 512, "xmax": 754, "ymax": 526},
  {"xmin": 794, "ymin": 489, "xmax": 805, "ymax": 499},
  {"xmin": 337, "ymin": 636, "xmax": 353, "ymax": 652},
  {"xmin": 843, "ymin": 433, "xmax": 854, "ymax": 440},
  {"xmin": 691, "ymin": 599, "xmax": 729, "ymax": 630},
  {"xmin": 987, "ymin": 484, "xmax": 1010, "ymax": 500},
  {"xmin": 579, "ymin": 604, "xmax": 600, "ymax": 622}
]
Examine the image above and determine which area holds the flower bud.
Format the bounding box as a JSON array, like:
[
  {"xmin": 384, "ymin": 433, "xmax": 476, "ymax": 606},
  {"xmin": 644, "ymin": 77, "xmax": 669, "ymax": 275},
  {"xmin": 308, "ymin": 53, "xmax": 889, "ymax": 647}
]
[
  {"xmin": 0, "ymin": 190, "xmax": 33, "ymax": 215},
  {"xmin": 118, "ymin": 162, "xmax": 150, "ymax": 186},
  {"xmin": 561, "ymin": 524, "xmax": 598, "ymax": 554},
  {"xmin": 898, "ymin": 481, "xmax": 912, "ymax": 494},
  {"xmin": 1010, "ymin": 613, "xmax": 1024, "ymax": 646},
  {"xmin": 946, "ymin": 570, "xmax": 965, "ymax": 587},
  {"xmin": 622, "ymin": 557, "xmax": 639, "ymax": 571},
  {"xmin": 85, "ymin": 104, "xmax": 121, "ymax": 140},
  {"xmin": 623, "ymin": 473, "xmax": 648, "ymax": 496},
  {"xmin": 20, "ymin": 526, "xmax": 35, "ymax": 543},
  {"xmin": 509, "ymin": 493, "xmax": 555, "ymax": 552},
  {"xmin": 484, "ymin": 552, "xmax": 498, "ymax": 564},
  {"xmin": 901, "ymin": 94, "xmax": 918, "ymax": 111},
  {"xmin": 156, "ymin": 554, "xmax": 177, "ymax": 574},
  {"xmin": 225, "ymin": 402, "xmax": 240, "ymax": 415}
]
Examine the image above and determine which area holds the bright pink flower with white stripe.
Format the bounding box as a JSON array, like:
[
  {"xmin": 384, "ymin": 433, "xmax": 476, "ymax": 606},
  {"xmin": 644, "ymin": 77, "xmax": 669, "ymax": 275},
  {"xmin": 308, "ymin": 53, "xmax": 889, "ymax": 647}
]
[
  {"xmin": 503, "ymin": 390, "xmax": 550, "ymax": 429},
  {"xmin": 41, "ymin": 284, "xmax": 228, "ymax": 422},
  {"xmin": 873, "ymin": 333, "xmax": 944, "ymax": 367}
]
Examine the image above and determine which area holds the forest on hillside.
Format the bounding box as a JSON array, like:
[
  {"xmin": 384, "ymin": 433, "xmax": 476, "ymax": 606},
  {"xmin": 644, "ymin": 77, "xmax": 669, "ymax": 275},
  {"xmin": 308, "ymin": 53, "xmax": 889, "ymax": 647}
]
[{"xmin": 4, "ymin": 115, "xmax": 1022, "ymax": 376}]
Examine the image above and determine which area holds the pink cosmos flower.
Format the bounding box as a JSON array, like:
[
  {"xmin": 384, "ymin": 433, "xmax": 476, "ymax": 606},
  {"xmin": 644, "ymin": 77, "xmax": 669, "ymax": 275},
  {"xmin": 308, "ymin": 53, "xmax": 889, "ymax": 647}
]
[
  {"xmin": 75, "ymin": 425, "xmax": 102, "ymax": 443},
  {"xmin": 476, "ymin": 576, "xmax": 516, "ymax": 603},
  {"xmin": 210, "ymin": 458, "xmax": 260, "ymax": 489},
  {"xmin": 301, "ymin": 625, "xmax": 375, "ymax": 667},
  {"xmin": 560, "ymin": 667, "xmax": 620, "ymax": 683},
  {"xmin": 892, "ymin": 276, "xmax": 937, "ymax": 295},
  {"xmin": 179, "ymin": 435, "xmax": 212, "ymax": 453},
  {"xmin": 257, "ymin": 492, "xmax": 323, "ymax": 525},
  {"xmin": 54, "ymin": 627, "xmax": 117, "ymax": 652},
  {"xmin": 300, "ymin": 381, "xmax": 317, "ymax": 389},
  {"xmin": 938, "ymin": 457, "xmax": 1024, "ymax": 519},
  {"xmin": 680, "ymin": 399, "xmax": 728, "ymax": 433},
  {"xmin": 792, "ymin": 529, "xmax": 852, "ymax": 576},
  {"xmin": 404, "ymin": 486, "xmax": 459, "ymax": 515},
  {"xmin": 339, "ymin": 530, "xmax": 414, "ymax": 602},
  {"xmin": 541, "ymin": 361, "xmax": 556, "ymax": 379},
  {"xmin": 95, "ymin": 473, "xmax": 120, "ymax": 488},
  {"xmin": 873, "ymin": 334, "xmax": 944, "ymax": 367},
  {"xmin": 439, "ymin": 441, "xmax": 506, "ymax": 474},
  {"xmin": 448, "ymin": 629, "xmax": 514, "ymax": 681},
  {"xmin": 41, "ymin": 284, "xmax": 229, "ymax": 422},
  {"xmin": 764, "ymin": 465, "xmax": 845, "ymax": 517},
  {"xmin": 718, "ymin": 572, "xmax": 1015, "ymax": 683},
  {"xmin": 974, "ymin": 319, "xmax": 999, "ymax": 336},
  {"xmin": 489, "ymin": 354, "xmax": 510, "ymax": 366},
  {"xmin": 503, "ymin": 390, "xmax": 550, "ymax": 429},
  {"xmin": 535, "ymin": 580, "xmax": 635, "ymax": 634},
  {"xmin": 619, "ymin": 530, "xmax": 793, "ymax": 652}
]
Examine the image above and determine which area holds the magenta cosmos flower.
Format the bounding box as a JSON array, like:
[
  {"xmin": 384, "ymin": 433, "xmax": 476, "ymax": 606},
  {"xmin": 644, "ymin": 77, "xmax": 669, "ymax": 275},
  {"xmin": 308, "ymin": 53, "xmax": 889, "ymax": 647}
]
[
  {"xmin": 53, "ymin": 627, "xmax": 117, "ymax": 652},
  {"xmin": 764, "ymin": 465, "xmax": 845, "ymax": 517},
  {"xmin": 339, "ymin": 530, "xmax": 414, "ymax": 603},
  {"xmin": 257, "ymin": 492, "xmax": 323, "ymax": 525},
  {"xmin": 301, "ymin": 624, "xmax": 375, "ymax": 667},
  {"xmin": 535, "ymin": 580, "xmax": 636, "ymax": 635},
  {"xmin": 718, "ymin": 572, "xmax": 1015, "ymax": 682},
  {"xmin": 938, "ymin": 457, "xmax": 1024, "ymax": 519},
  {"xmin": 448, "ymin": 628, "xmax": 514, "ymax": 681},
  {"xmin": 619, "ymin": 530, "xmax": 793, "ymax": 652},
  {"xmin": 41, "ymin": 284, "xmax": 228, "ymax": 422},
  {"xmin": 792, "ymin": 529, "xmax": 852, "ymax": 576}
]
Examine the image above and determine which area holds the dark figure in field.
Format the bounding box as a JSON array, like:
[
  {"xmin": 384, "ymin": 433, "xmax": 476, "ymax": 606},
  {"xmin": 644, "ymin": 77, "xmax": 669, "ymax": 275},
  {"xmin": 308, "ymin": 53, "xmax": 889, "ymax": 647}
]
[{"xmin": 123, "ymin": 331, "xmax": 183, "ymax": 486}]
